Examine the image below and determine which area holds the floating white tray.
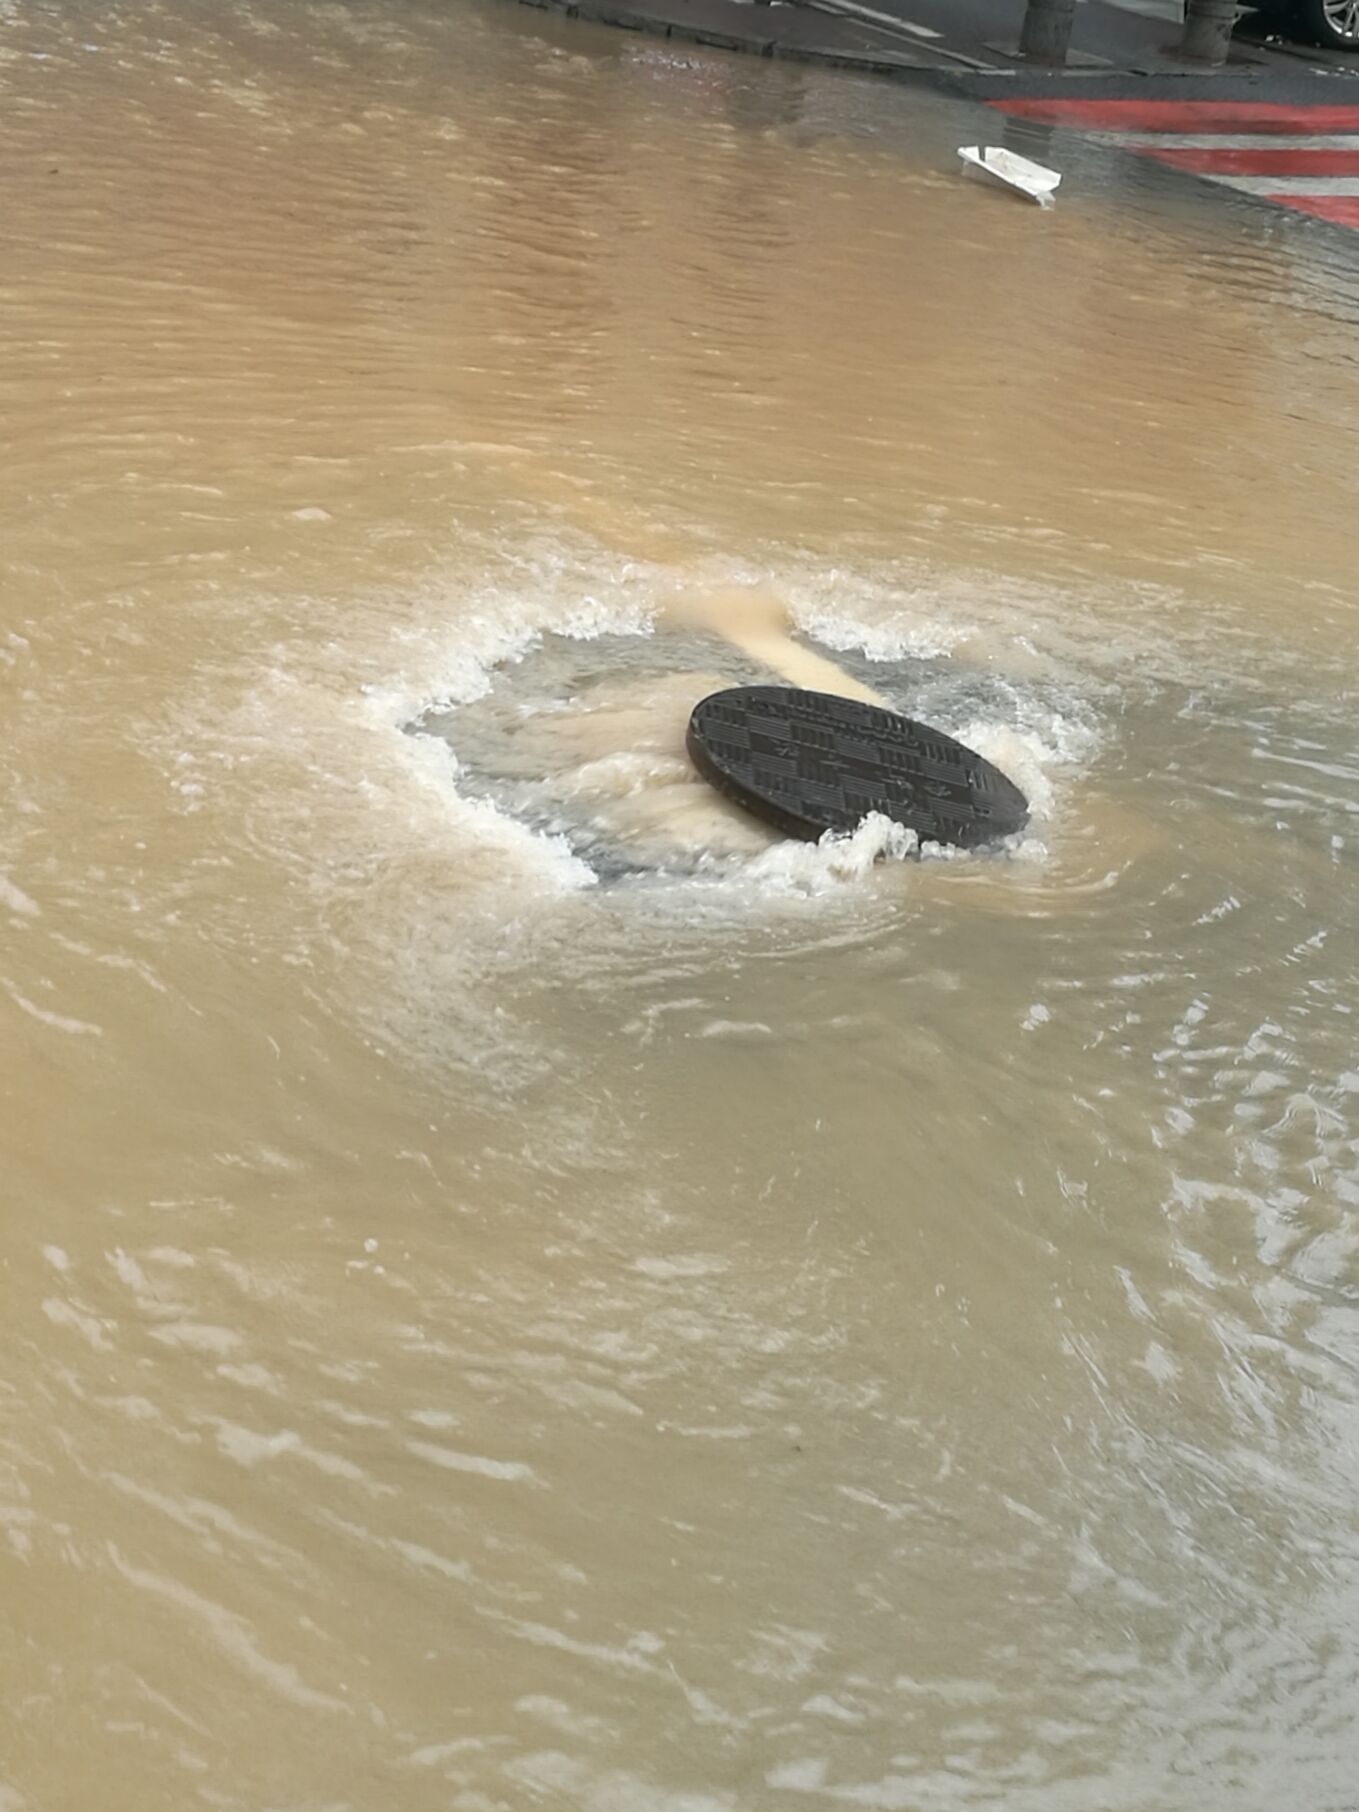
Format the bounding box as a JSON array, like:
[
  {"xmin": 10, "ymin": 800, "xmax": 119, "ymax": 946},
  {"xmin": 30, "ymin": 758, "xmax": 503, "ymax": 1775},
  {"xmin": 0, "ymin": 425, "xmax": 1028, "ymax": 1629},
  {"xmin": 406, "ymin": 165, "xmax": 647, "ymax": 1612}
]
[{"xmin": 958, "ymin": 145, "xmax": 1062, "ymax": 208}]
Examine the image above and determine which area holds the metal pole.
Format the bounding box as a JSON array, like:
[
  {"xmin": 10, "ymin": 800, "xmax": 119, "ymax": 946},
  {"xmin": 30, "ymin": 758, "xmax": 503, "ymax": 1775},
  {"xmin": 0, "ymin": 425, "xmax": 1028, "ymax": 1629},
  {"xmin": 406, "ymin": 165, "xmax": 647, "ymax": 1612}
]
[
  {"xmin": 1179, "ymin": 0, "xmax": 1238, "ymax": 62},
  {"xmin": 1017, "ymin": 0, "xmax": 1077, "ymax": 64}
]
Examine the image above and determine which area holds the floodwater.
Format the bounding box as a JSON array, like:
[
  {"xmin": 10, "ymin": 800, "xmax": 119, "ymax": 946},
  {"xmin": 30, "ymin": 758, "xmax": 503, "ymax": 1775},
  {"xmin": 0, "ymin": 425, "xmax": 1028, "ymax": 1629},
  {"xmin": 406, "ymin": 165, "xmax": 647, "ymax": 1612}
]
[{"xmin": 4, "ymin": 0, "xmax": 1359, "ymax": 1806}]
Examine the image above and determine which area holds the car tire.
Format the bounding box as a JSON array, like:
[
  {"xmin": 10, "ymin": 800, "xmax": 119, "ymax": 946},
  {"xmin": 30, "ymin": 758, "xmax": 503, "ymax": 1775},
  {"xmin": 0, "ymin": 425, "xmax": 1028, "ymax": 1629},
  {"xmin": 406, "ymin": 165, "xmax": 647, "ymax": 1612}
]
[{"xmin": 1290, "ymin": 0, "xmax": 1359, "ymax": 47}]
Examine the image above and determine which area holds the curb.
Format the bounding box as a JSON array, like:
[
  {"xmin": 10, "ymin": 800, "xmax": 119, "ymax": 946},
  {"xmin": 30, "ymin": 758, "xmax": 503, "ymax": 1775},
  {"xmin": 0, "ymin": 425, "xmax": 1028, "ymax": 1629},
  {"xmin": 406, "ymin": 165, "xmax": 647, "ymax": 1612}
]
[
  {"xmin": 515, "ymin": 0, "xmax": 963, "ymax": 83},
  {"xmin": 511, "ymin": 0, "xmax": 1358, "ymax": 102}
]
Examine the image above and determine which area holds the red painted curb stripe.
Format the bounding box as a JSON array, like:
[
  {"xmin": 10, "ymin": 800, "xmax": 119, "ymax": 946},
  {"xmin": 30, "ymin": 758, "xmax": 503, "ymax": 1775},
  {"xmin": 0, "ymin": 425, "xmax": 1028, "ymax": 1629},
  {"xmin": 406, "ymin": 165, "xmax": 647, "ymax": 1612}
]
[
  {"xmin": 1271, "ymin": 194, "xmax": 1359, "ymax": 226},
  {"xmin": 989, "ymin": 99, "xmax": 1359, "ymax": 134},
  {"xmin": 1135, "ymin": 145, "xmax": 1359, "ymax": 176},
  {"xmin": 985, "ymin": 96, "xmax": 1359, "ymax": 229}
]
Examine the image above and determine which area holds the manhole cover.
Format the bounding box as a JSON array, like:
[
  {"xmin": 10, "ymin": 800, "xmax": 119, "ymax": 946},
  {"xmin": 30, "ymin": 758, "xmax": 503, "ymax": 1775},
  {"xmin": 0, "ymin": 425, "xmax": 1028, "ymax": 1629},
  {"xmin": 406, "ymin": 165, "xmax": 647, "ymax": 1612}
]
[{"xmin": 687, "ymin": 686, "xmax": 1029, "ymax": 849}]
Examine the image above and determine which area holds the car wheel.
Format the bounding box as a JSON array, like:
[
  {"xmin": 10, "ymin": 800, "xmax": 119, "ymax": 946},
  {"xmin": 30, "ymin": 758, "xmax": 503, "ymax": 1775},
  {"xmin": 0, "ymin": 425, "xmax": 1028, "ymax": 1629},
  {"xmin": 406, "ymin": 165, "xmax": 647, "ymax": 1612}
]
[{"xmin": 1293, "ymin": 0, "xmax": 1359, "ymax": 47}]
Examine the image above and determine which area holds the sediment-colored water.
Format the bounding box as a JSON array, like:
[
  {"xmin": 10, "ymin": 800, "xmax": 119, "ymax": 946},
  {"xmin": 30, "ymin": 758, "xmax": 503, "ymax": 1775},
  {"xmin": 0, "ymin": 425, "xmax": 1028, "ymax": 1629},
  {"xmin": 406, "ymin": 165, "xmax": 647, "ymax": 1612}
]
[{"xmin": 4, "ymin": 3, "xmax": 1359, "ymax": 1807}]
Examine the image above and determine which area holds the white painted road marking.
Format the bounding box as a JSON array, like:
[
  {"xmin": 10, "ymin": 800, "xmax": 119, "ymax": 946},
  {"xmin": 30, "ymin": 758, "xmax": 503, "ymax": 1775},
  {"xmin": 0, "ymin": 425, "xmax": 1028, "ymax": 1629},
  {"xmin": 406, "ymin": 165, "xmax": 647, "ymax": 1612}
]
[
  {"xmin": 1107, "ymin": 132, "xmax": 1359, "ymax": 151},
  {"xmin": 1208, "ymin": 173, "xmax": 1359, "ymax": 194},
  {"xmin": 989, "ymin": 98, "xmax": 1359, "ymax": 229}
]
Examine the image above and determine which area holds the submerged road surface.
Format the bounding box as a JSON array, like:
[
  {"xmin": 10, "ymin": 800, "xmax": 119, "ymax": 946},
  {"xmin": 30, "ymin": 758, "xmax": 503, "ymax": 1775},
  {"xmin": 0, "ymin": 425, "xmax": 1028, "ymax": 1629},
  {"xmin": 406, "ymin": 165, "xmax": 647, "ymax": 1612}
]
[{"xmin": 3, "ymin": 2, "xmax": 1359, "ymax": 1808}]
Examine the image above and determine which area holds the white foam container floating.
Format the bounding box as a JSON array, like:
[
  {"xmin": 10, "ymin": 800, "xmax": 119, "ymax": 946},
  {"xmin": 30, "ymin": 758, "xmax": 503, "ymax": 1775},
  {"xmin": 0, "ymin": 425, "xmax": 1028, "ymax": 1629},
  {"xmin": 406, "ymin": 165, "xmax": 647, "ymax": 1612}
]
[{"xmin": 957, "ymin": 145, "xmax": 1061, "ymax": 208}]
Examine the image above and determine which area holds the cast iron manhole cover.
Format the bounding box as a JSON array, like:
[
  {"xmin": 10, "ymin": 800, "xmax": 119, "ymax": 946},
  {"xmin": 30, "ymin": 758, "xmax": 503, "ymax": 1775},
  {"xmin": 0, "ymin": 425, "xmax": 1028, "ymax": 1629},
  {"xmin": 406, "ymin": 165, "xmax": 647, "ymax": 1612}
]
[{"xmin": 686, "ymin": 686, "xmax": 1029, "ymax": 849}]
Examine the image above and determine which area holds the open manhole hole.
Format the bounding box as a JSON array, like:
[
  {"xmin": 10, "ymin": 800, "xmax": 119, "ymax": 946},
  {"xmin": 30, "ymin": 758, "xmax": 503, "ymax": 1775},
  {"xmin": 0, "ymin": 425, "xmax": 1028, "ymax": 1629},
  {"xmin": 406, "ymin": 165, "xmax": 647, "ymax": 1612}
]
[{"xmin": 407, "ymin": 627, "xmax": 1030, "ymax": 883}]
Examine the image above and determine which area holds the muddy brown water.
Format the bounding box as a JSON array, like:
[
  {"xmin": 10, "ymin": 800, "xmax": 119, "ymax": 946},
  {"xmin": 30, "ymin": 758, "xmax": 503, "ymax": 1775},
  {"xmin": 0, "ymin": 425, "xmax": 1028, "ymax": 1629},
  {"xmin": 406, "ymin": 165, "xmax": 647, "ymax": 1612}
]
[{"xmin": 4, "ymin": 2, "xmax": 1359, "ymax": 1808}]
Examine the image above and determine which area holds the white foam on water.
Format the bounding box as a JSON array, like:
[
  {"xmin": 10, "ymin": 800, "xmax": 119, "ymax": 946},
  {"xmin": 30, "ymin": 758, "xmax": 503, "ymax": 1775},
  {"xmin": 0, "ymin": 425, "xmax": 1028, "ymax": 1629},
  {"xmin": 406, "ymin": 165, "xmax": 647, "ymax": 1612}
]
[
  {"xmin": 741, "ymin": 815, "xmax": 921, "ymax": 895},
  {"xmin": 357, "ymin": 569, "xmax": 658, "ymax": 738},
  {"xmin": 791, "ymin": 595, "xmax": 965, "ymax": 666},
  {"xmin": 194, "ymin": 535, "xmax": 1115, "ymax": 1090},
  {"xmin": 955, "ymin": 722, "xmax": 1062, "ymax": 823},
  {"xmin": 333, "ymin": 545, "xmax": 1104, "ymax": 909},
  {"xmin": 2, "ymin": 980, "xmax": 103, "ymax": 1038},
  {"xmin": 0, "ymin": 873, "xmax": 40, "ymax": 918},
  {"xmin": 397, "ymin": 724, "xmax": 599, "ymax": 897}
]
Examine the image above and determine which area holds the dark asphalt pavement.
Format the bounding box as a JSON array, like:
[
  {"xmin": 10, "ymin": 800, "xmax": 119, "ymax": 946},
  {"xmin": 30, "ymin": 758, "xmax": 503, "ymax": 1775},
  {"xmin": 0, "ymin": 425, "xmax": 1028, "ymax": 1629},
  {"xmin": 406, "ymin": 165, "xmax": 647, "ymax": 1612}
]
[{"xmin": 517, "ymin": 0, "xmax": 1359, "ymax": 102}]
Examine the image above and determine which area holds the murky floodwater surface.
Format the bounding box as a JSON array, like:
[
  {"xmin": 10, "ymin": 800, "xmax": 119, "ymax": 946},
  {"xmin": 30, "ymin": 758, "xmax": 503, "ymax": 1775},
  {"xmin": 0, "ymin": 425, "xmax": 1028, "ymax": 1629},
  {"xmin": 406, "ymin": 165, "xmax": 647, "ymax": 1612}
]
[{"xmin": 4, "ymin": 2, "xmax": 1359, "ymax": 1807}]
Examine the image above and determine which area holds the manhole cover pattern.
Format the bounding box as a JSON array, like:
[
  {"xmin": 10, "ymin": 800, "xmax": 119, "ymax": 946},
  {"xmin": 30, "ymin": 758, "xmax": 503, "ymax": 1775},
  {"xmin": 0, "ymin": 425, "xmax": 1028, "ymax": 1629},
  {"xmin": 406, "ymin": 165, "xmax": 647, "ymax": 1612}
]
[{"xmin": 687, "ymin": 686, "xmax": 1029, "ymax": 848}]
